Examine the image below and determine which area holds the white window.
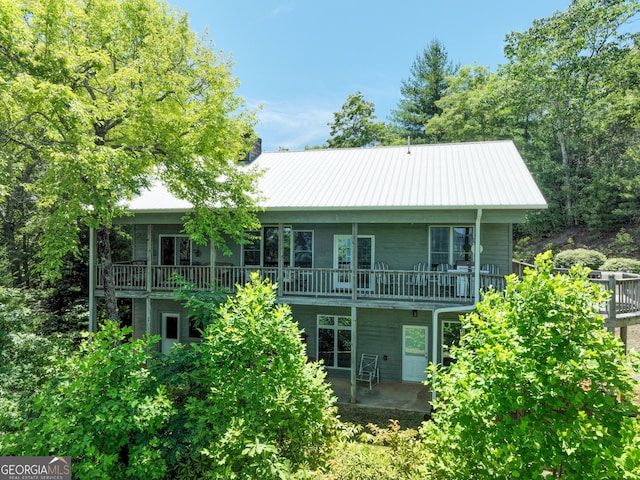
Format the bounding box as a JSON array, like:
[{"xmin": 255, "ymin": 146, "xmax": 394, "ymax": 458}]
[
  {"xmin": 429, "ymin": 226, "xmax": 474, "ymax": 268},
  {"xmin": 317, "ymin": 315, "xmax": 352, "ymax": 369},
  {"xmin": 159, "ymin": 235, "xmax": 192, "ymax": 266},
  {"xmin": 243, "ymin": 231, "xmax": 261, "ymax": 266},
  {"xmin": 242, "ymin": 227, "xmax": 313, "ymax": 267},
  {"xmin": 263, "ymin": 226, "xmax": 291, "ymax": 267},
  {"xmin": 293, "ymin": 231, "xmax": 313, "ymax": 267}
]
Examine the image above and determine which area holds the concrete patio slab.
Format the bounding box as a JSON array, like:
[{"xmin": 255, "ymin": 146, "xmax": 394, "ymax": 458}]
[{"xmin": 327, "ymin": 375, "xmax": 432, "ymax": 413}]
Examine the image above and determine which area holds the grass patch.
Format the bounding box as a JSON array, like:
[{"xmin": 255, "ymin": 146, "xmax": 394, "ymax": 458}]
[{"xmin": 337, "ymin": 404, "xmax": 426, "ymax": 430}]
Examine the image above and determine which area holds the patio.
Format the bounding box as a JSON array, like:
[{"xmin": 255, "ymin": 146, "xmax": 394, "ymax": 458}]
[{"xmin": 327, "ymin": 375, "xmax": 432, "ymax": 413}]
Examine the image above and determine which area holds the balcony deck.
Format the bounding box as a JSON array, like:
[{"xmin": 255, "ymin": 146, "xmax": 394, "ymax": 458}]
[
  {"xmin": 96, "ymin": 264, "xmax": 505, "ymax": 306},
  {"xmin": 95, "ymin": 264, "xmax": 640, "ymax": 326}
]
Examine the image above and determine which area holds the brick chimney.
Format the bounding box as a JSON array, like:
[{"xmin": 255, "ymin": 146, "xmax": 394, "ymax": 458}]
[{"xmin": 242, "ymin": 137, "xmax": 262, "ymax": 164}]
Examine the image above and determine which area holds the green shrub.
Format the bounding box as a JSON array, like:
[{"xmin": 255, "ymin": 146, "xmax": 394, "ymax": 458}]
[
  {"xmin": 424, "ymin": 252, "xmax": 640, "ymax": 479},
  {"xmin": 609, "ymin": 228, "xmax": 636, "ymax": 257},
  {"xmin": 601, "ymin": 257, "xmax": 640, "ymax": 274},
  {"xmin": 158, "ymin": 273, "xmax": 339, "ymax": 479},
  {"xmin": 0, "ymin": 288, "xmax": 72, "ymax": 438},
  {"xmin": 553, "ymin": 248, "xmax": 606, "ymax": 269},
  {"xmin": 325, "ymin": 421, "xmax": 429, "ymax": 480},
  {"xmin": 4, "ymin": 321, "xmax": 173, "ymax": 480}
]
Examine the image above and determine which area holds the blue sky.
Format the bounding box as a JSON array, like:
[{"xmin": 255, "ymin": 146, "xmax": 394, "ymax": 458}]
[{"xmin": 167, "ymin": 1, "xmax": 570, "ymax": 152}]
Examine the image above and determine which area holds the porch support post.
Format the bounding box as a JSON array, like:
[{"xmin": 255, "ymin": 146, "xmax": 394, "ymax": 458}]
[
  {"xmin": 607, "ymin": 275, "xmax": 616, "ymax": 333},
  {"xmin": 146, "ymin": 225, "xmax": 153, "ymax": 337},
  {"xmin": 210, "ymin": 236, "xmax": 216, "ymax": 289},
  {"xmin": 351, "ymin": 223, "xmax": 358, "ymax": 302},
  {"xmin": 88, "ymin": 226, "xmax": 96, "ymax": 333},
  {"xmin": 146, "ymin": 225, "xmax": 153, "ymax": 295},
  {"xmin": 278, "ymin": 223, "xmax": 284, "ymax": 290},
  {"xmin": 350, "ymin": 222, "xmax": 358, "ymax": 404},
  {"xmin": 350, "ymin": 305, "xmax": 358, "ymax": 404},
  {"xmin": 145, "ymin": 296, "xmax": 152, "ymax": 338},
  {"xmin": 474, "ymin": 209, "xmax": 483, "ymax": 304}
]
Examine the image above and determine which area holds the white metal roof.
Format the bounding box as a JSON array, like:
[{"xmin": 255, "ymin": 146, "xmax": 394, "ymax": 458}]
[{"xmin": 127, "ymin": 140, "xmax": 547, "ymax": 212}]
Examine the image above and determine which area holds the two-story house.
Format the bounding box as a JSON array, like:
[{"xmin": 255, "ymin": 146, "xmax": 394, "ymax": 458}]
[{"xmin": 90, "ymin": 140, "xmax": 547, "ymax": 400}]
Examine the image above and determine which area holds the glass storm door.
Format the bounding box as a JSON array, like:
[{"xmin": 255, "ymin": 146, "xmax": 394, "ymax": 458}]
[
  {"xmin": 402, "ymin": 325, "xmax": 429, "ymax": 382},
  {"xmin": 333, "ymin": 235, "xmax": 374, "ymax": 290}
]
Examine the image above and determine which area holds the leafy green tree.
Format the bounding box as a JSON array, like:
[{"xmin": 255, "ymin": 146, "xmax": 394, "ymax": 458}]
[
  {"xmin": 0, "ymin": 287, "xmax": 71, "ymax": 436},
  {"xmin": 4, "ymin": 321, "xmax": 173, "ymax": 479},
  {"xmin": 0, "ymin": 142, "xmax": 42, "ymax": 287},
  {"xmin": 577, "ymin": 41, "xmax": 640, "ymax": 230},
  {"xmin": 425, "ymin": 65, "xmax": 512, "ymax": 143},
  {"xmin": 391, "ymin": 39, "xmax": 458, "ymax": 143},
  {"xmin": 327, "ymin": 91, "xmax": 388, "ymax": 148},
  {"xmin": 423, "ymin": 252, "xmax": 640, "ymax": 478},
  {"xmin": 155, "ymin": 274, "xmax": 338, "ymax": 479},
  {"xmin": 0, "ymin": 0, "xmax": 260, "ymax": 321},
  {"xmin": 503, "ymin": 0, "xmax": 640, "ymax": 228}
]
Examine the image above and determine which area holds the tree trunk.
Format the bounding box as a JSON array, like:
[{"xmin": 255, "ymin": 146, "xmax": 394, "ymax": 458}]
[
  {"xmin": 1, "ymin": 181, "xmax": 24, "ymax": 286},
  {"xmin": 557, "ymin": 132, "xmax": 574, "ymax": 226},
  {"xmin": 97, "ymin": 224, "xmax": 119, "ymax": 322}
]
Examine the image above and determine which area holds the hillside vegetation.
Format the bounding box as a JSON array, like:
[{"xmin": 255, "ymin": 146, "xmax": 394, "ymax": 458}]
[{"xmin": 515, "ymin": 224, "xmax": 640, "ymax": 265}]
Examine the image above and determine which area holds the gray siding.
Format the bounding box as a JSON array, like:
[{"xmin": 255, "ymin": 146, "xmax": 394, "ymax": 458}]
[
  {"xmin": 132, "ymin": 298, "xmax": 199, "ymax": 346},
  {"xmin": 131, "ymin": 295, "xmax": 470, "ymax": 382},
  {"xmin": 292, "ymin": 304, "xmax": 462, "ymax": 383},
  {"xmin": 131, "ymin": 222, "xmax": 512, "ymax": 273},
  {"xmin": 479, "ymin": 223, "xmax": 512, "ymax": 274},
  {"xmin": 357, "ymin": 308, "xmax": 434, "ymax": 382},
  {"xmin": 132, "ymin": 225, "xmax": 147, "ymax": 261},
  {"xmin": 132, "ymin": 298, "xmax": 146, "ymax": 340}
]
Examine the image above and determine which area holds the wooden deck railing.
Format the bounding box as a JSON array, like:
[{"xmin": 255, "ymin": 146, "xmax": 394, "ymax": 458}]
[
  {"xmin": 96, "ymin": 263, "xmax": 640, "ymax": 314},
  {"xmin": 97, "ymin": 264, "xmax": 507, "ymax": 304}
]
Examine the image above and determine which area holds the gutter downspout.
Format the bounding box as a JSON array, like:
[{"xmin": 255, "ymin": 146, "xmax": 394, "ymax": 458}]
[{"xmin": 430, "ymin": 208, "xmax": 483, "ymax": 403}]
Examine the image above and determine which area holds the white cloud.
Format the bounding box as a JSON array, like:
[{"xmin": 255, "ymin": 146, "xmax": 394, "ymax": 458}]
[
  {"xmin": 268, "ymin": 2, "xmax": 296, "ymax": 18},
  {"xmin": 253, "ymin": 100, "xmax": 333, "ymax": 152}
]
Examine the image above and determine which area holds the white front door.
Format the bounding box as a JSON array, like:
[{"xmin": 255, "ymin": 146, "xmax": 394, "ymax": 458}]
[
  {"xmin": 402, "ymin": 325, "xmax": 429, "ymax": 382},
  {"xmin": 333, "ymin": 235, "xmax": 374, "ymax": 290},
  {"xmin": 161, "ymin": 313, "xmax": 180, "ymax": 353}
]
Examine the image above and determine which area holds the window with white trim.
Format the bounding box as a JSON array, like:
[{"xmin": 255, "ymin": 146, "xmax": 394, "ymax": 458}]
[
  {"xmin": 242, "ymin": 227, "xmax": 313, "ymax": 267},
  {"xmin": 293, "ymin": 231, "xmax": 313, "ymax": 267},
  {"xmin": 429, "ymin": 226, "xmax": 474, "ymax": 269},
  {"xmin": 159, "ymin": 235, "xmax": 192, "ymax": 266},
  {"xmin": 317, "ymin": 315, "xmax": 352, "ymax": 368},
  {"xmin": 243, "ymin": 231, "xmax": 261, "ymax": 266}
]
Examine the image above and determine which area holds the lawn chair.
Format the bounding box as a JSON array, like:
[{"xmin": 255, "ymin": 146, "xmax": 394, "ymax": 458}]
[
  {"xmin": 437, "ymin": 263, "xmax": 454, "ymax": 295},
  {"xmin": 374, "ymin": 261, "xmax": 390, "ymax": 293},
  {"xmin": 356, "ymin": 353, "xmax": 379, "ymax": 390}
]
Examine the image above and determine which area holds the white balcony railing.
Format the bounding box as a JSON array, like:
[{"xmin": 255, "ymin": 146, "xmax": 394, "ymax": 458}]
[
  {"xmin": 96, "ymin": 264, "xmax": 507, "ymax": 304},
  {"xmin": 95, "ymin": 263, "xmax": 640, "ymax": 320}
]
